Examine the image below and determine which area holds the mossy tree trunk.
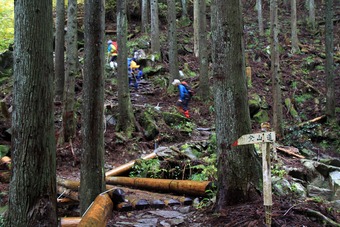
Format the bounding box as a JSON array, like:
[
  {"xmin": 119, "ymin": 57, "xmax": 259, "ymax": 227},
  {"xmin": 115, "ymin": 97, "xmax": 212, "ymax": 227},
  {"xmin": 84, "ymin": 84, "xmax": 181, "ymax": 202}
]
[
  {"xmin": 211, "ymin": 0, "xmax": 261, "ymax": 210},
  {"xmin": 8, "ymin": 0, "xmax": 57, "ymax": 225},
  {"xmin": 198, "ymin": 0, "xmax": 210, "ymax": 100},
  {"xmin": 55, "ymin": 0, "xmax": 65, "ymax": 101},
  {"xmin": 167, "ymin": 0, "xmax": 179, "ymax": 83},
  {"xmin": 63, "ymin": 0, "xmax": 78, "ymax": 142},
  {"xmin": 80, "ymin": 0, "xmax": 106, "ymax": 215},
  {"xmin": 116, "ymin": 0, "xmax": 136, "ymax": 136}
]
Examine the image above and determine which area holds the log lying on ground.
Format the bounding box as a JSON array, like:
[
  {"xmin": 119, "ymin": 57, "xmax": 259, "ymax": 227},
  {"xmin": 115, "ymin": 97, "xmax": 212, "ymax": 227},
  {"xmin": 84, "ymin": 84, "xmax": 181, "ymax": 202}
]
[
  {"xmin": 78, "ymin": 193, "xmax": 114, "ymax": 227},
  {"xmin": 57, "ymin": 185, "xmax": 80, "ymax": 201},
  {"xmin": 57, "ymin": 177, "xmax": 80, "ymax": 191},
  {"xmin": 60, "ymin": 217, "xmax": 81, "ymax": 227},
  {"xmin": 57, "ymin": 197, "xmax": 79, "ymax": 207},
  {"xmin": 296, "ymin": 115, "xmax": 326, "ymax": 128},
  {"xmin": 105, "ymin": 151, "xmax": 157, "ymax": 177},
  {"xmin": 106, "ymin": 185, "xmax": 192, "ymax": 210},
  {"xmin": 276, "ymin": 146, "xmax": 305, "ymax": 159},
  {"xmin": 57, "ymin": 181, "xmax": 126, "ymax": 205},
  {"xmin": 106, "ymin": 176, "xmax": 213, "ymax": 197}
]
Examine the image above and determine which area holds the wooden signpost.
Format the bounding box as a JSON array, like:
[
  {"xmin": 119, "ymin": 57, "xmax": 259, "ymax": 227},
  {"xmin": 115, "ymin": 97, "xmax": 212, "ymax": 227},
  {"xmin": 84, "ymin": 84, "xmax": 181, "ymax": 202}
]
[{"xmin": 232, "ymin": 131, "xmax": 276, "ymax": 226}]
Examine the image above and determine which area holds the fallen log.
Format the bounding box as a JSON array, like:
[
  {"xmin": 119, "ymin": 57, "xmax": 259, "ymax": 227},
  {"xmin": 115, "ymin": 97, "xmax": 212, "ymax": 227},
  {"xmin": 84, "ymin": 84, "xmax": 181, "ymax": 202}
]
[
  {"xmin": 60, "ymin": 217, "xmax": 81, "ymax": 227},
  {"xmin": 105, "ymin": 151, "xmax": 157, "ymax": 177},
  {"xmin": 106, "ymin": 176, "xmax": 213, "ymax": 197},
  {"xmin": 296, "ymin": 115, "xmax": 326, "ymax": 128},
  {"xmin": 57, "ymin": 186, "xmax": 80, "ymax": 201},
  {"xmin": 111, "ymin": 185, "xmax": 193, "ymax": 206},
  {"xmin": 57, "ymin": 198, "xmax": 79, "ymax": 206},
  {"xmin": 276, "ymin": 146, "xmax": 305, "ymax": 159},
  {"xmin": 57, "ymin": 181, "xmax": 126, "ymax": 205},
  {"xmin": 78, "ymin": 193, "xmax": 113, "ymax": 227},
  {"xmin": 57, "ymin": 177, "xmax": 80, "ymax": 191}
]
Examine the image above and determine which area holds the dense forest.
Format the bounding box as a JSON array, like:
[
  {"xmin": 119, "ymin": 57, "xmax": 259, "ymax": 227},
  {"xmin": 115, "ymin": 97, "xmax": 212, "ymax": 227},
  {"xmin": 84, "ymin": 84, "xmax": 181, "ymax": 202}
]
[{"xmin": 0, "ymin": 0, "xmax": 339, "ymax": 226}]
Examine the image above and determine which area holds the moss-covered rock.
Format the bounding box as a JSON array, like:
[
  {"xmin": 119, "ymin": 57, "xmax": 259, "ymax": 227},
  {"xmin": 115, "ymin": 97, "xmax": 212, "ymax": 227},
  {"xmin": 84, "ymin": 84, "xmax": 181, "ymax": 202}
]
[
  {"xmin": 253, "ymin": 109, "xmax": 270, "ymax": 123},
  {"xmin": 139, "ymin": 110, "xmax": 159, "ymax": 141}
]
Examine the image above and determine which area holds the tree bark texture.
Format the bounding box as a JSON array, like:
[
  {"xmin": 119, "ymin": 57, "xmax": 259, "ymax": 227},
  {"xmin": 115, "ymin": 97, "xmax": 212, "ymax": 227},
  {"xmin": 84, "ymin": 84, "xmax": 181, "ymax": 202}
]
[
  {"xmin": 63, "ymin": 0, "xmax": 78, "ymax": 142},
  {"xmin": 150, "ymin": 0, "xmax": 160, "ymax": 55},
  {"xmin": 80, "ymin": 0, "xmax": 106, "ymax": 215},
  {"xmin": 193, "ymin": 0, "xmax": 199, "ymax": 57},
  {"xmin": 141, "ymin": 0, "xmax": 149, "ymax": 33},
  {"xmin": 211, "ymin": 0, "xmax": 261, "ymax": 209},
  {"xmin": 257, "ymin": 0, "xmax": 264, "ymax": 36},
  {"xmin": 8, "ymin": 0, "xmax": 57, "ymax": 225},
  {"xmin": 291, "ymin": 0, "xmax": 300, "ymax": 53},
  {"xmin": 325, "ymin": 0, "xmax": 335, "ymax": 117},
  {"xmin": 117, "ymin": 0, "xmax": 135, "ymax": 135},
  {"xmin": 270, "ymin": 0, "xmax": 284, "ymax": 137},
  {"xmin": 55, "ymin": 0, "xmax": 65, "ymax": 101},
  {"xmin": 198, "ymin": 0, "xmax": 210, "ymax": 100},
  {"xmin": 167, "ymin": 0, "xmax": 179, "ymax": 82}
]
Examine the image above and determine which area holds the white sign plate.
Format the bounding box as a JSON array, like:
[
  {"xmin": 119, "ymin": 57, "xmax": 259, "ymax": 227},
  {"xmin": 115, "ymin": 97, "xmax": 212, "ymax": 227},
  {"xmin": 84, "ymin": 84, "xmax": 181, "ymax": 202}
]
[{"xmin": 232, "ymin": 131, "xmax": 276, "ymax": 146}]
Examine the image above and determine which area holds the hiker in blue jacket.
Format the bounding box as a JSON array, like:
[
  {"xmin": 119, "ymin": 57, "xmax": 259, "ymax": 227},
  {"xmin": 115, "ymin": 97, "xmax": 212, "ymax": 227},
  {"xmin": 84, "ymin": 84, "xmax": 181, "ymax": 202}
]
[{"xmin": 172, "ymin": 79, "xmax": 191, "ymax": 118}]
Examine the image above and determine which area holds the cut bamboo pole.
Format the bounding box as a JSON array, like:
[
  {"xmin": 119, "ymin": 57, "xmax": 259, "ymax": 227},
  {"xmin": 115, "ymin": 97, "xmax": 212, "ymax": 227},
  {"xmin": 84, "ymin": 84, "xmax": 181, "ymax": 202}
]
[
  {"xmin": 60, "ymin": 217, "xmax": 81, "ymax": 227},
  {"xmin": 57, "ymin": 186, "xmax": 79, "ymax": 201},
  {"xmin": 57, "ymin": 198, "xmax": 79, "ymax": 206},
  {"xmin": 105, "ymin": 152, "xmax": 157, "ymax": 177},
  {"xmin": 78, "ymin": 193, "xmax": 113, "ymax": 227},
  {"xmin": 106, "ymin": 177, "xmax": 212, "ymax": 197},
  {"xmin": 57, "ymin": 177, "xmax": 80, "ymax": 191}
]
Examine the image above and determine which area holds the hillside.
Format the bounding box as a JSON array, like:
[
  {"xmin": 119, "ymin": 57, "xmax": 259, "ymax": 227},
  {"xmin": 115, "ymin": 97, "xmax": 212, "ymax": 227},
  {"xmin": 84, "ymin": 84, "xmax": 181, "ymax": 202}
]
[{"xmin": 0, "ymin": 0, "xmax": 340, "ymax": 226}]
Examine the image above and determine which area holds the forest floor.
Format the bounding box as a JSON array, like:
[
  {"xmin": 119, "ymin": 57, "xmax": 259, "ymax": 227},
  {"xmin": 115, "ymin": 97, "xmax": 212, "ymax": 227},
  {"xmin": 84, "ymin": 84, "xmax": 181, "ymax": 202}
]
[{"xmin": 1, "ymin": 1, "xmax": 340, "ymax": 226}]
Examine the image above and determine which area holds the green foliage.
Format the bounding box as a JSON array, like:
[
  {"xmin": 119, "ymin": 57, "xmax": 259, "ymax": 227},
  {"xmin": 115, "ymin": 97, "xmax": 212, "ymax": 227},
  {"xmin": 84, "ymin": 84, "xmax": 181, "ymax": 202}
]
[
  {"xmin": 129, "ymin": 159, "xmax": 165, "ymax": 178},
  {"xmin": 0, "ymin": 145, "xmax": 9, "ymax": 158},
  {"xmin": 194, "ymin": 187, "xmax": 216, "ymax": 209},
  {"xmin": 0, "ymin": 0, "xmax": 14, "ymax": 52},
  {"xmin": 271, "ymin": 164, "xmax": 286, "ymax": 178},
  {"xmin": 294, "ymin": 93, "xmax": 312, "ymax": 104}
]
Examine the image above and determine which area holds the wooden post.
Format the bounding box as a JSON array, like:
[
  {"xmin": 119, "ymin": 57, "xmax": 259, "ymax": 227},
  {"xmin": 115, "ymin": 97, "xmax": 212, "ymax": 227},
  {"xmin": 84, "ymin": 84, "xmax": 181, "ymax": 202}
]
[
  {"xmin": 246, "ymin": 66, "xmax": 252, "ymax": 87},
  {"xmin": 262, "ymin": 142, "xmax": 272, "ymax": 226},
  {"xmin": 232, "ymin": 131, "xmax": 276, "ymax": 226}
]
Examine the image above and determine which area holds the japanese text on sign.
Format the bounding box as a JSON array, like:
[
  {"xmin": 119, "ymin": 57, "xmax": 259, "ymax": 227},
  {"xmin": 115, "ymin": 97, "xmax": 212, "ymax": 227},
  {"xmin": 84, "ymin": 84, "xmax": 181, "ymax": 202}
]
[{"xmin": 232, "ymin": 131, "xmax": 276, "ymax": 146}]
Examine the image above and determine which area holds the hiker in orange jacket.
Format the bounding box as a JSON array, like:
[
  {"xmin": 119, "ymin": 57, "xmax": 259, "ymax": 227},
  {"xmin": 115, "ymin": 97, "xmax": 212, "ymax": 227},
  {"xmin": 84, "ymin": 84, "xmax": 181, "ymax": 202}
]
[{"xmin": 172, "ymin": 79, "xmax": 191, "ymax": 118}]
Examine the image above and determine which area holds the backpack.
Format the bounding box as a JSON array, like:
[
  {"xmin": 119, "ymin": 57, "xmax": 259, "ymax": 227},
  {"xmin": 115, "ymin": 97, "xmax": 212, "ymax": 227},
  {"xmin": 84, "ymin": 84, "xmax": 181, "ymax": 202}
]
[{"xmin": 181, "ymin": 81, "xmax": 194, "ymax": 97}]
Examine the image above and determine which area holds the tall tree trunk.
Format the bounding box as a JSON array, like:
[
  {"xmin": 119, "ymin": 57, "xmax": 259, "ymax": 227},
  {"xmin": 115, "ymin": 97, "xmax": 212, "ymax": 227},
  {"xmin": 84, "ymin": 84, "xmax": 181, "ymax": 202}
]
[
  {"xmin": 141, "ymin": 0, "xmax": 149, "ymax": 34},
  {"xmin": 63, "ymin": 0, "xmax": 78, "ymax": 142},
  {"xmin": 150, "ymin": 0, "xmax": 160, "ymax": 55},
  {"xmin": 193, "ymin": 0, "xmax": 199, "ymax": 57},
  {"xmin": 308, "ymin": 0, "xmax": 316, "ymax": 29},
  {"xmin": 257, "ymin": 0, "xmax": 264, "ymax": 36},
  {"xmin": 55, "ymin": 0, "xmax": 65, "ymax": 101},
  {"xmin": 8, "ymin": 0, "xmax": 57, "ymax": 225},
  {"xmin": 180, "ymin": 0, "xmax": 188, "ymax": 19},
  {"xmin": 167, "ymin": 0, "xmax": 179, "ymax": 82},
  {"xmin": 325, "ymin": 0, "xmax": 335, "ymax": 118},
  {"xmin": 80, "ymin": 0, "xmax": 105, "ymax": 214},
  {"xmin": 291, "ymin": 0, "xmax": 300, "ymax": 53},
  {"xmin": 117, "ymin": 0, "xmax": 135, "ymax": 135},
  {"xmin": 270, "ymin": 0, "xmax": 284, "ymax": 137},
  {"xmin": 198, "ymin": 0, "xmax": 209, "ymax": 100},
  {"xmin": 211, "ymin": 0, "xmax": 261, "ymax": 209}
]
